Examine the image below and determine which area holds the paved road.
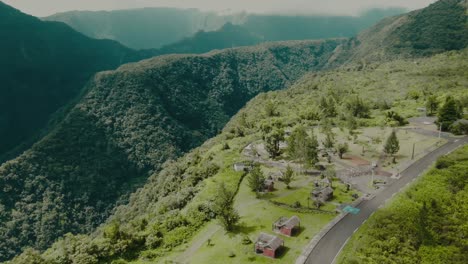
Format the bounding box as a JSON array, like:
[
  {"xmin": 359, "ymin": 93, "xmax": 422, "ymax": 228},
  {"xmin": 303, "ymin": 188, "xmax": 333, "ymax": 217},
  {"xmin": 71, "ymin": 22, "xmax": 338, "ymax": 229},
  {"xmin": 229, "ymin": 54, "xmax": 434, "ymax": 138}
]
[{"xmin": 305, "ymin": 136, "xmax": 468, "ymax": 264}]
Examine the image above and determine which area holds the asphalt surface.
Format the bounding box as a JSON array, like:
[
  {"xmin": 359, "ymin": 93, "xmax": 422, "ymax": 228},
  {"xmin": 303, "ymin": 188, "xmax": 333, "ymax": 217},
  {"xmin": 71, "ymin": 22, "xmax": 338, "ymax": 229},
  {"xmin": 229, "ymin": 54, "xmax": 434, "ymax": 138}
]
[{"xmin": 305, "ymin": 136, "xmax": 468, "ymax": 264}]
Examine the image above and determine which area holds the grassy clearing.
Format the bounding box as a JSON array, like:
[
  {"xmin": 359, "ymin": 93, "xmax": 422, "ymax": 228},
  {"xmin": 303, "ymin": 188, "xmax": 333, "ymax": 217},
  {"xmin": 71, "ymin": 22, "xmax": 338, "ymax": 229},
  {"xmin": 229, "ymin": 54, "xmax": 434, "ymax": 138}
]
[{"xmin": 187, "ymin": 174, "xmax": 335, "ymax": 264}]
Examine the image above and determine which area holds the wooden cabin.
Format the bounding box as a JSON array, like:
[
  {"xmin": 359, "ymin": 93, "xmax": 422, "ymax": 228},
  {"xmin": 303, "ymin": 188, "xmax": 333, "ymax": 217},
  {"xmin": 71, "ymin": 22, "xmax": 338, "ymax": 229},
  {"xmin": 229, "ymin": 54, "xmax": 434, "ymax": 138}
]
[
  {"xmin": 255, "ymin": 233, "xmax": 284, "ymax": 258},
  {"xmin": 273, "ymin": 216, "xmax": 301, "ymax": 236}
]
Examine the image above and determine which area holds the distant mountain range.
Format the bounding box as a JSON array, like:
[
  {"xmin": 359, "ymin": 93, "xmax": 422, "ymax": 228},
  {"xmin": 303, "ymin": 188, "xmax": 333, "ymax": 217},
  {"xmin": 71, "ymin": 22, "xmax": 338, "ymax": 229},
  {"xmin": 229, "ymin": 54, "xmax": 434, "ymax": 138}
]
[
  {"xmin": 0, "ymin": 0, "xmax": 467, "ymax": 262},
  {"xmin": 44, "ymin": 7, "xmax": 407, "ymax": 49}
]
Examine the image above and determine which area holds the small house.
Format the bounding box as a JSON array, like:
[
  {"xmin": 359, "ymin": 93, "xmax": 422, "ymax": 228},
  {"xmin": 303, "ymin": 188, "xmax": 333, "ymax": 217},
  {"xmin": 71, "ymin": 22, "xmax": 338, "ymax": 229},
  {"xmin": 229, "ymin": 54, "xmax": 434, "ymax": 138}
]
[
  {"xmin": 321, "ymin": 177, "xmax": 332, "ymax": 187},
  {"xmin": 233, "ymin": 162, "xmax": 251, "ymax": 172},
  {"xmin": 311, "ymin": 186, "xmax": 334, "ymax": 202},
  {"xmin": 264, "ymin": 179, "xmax": 275, "ymax": 192},
  {"xmin": 255, "ymin": 233, "xmax": 284, "ymax": 258},
  {"xmin": 270, "ymin": 171, "xmax": 284, "ymax": 181},
  {"xmin": 273, "ymin": 216, "xmax": 300, "ymax": 236}
]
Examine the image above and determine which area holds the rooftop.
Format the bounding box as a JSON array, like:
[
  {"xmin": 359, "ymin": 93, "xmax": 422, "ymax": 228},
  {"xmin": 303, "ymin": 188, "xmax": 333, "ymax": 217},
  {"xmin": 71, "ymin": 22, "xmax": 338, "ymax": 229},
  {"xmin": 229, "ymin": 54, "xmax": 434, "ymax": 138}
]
[{"xmin": 256, "ymin": 232, "xmax": 284, "ymax": 250}]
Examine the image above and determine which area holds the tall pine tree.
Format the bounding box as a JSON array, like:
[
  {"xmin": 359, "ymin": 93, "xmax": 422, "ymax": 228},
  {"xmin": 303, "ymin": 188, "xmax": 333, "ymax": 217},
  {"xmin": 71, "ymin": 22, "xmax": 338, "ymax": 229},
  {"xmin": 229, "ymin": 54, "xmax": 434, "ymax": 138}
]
[{"xmin": 384, "ymin": 130, "xmax": 400, "ymax": 163}]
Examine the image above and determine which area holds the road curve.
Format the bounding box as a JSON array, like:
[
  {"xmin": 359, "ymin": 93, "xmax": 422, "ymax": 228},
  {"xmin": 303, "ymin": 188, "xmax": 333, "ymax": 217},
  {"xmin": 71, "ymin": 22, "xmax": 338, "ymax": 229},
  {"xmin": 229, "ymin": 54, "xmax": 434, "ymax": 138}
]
[{"xmin": 305, "ymin": 137, "xmax": 468, "ymax": 264}]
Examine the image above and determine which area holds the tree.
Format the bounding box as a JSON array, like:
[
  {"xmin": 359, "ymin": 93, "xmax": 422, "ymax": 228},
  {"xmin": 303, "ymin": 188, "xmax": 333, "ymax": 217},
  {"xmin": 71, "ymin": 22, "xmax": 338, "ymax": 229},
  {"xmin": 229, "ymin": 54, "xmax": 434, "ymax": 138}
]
[
  {"xmin": 425, "ymin": 95, "xmax": 439, "ymax": 116},
  {"xmin": 265, "ymin": 100, "xmax": 278, "ymax": 117},
  {"xmin": 319, "ymin": 96, "xmax": 337, "ymax": 118},
  {"xmin": 287, "ymin": 126, "xmax": 319, "ymax": 166},
  {"xmin": 247, "ymin": 165, "xmax": 265, "ymax": 194},
  {"xmin": 323, "ymin": 131, "xmax": 335, "ymax": 150},
  {"xmin": 437, "ymin": 96, "xmax": 462, "ymax": 131},
  {"xmin": 384, "ymin": 130, "xmax": 400, "ymax": 163},
  {"xmin": 305, "ymin": 132, "xmax": 320, "ymax": 166},
  {"xmin": 265, "ymin": 128, "xmax": 284, "ymax": 158},
  {"xmin": 385, "ymin": 111, "xmax": 408, "ymax": 127},
  {"xmin": 323, "ymin": 166, "xmax": 336, "ymax": 188},
  {"xmin": 346, "ymin": 95, "xmax": 370, "ymax": 118},
  {"xmin": 336, "ymin": 143, "xmax": 349, "ymax": 159},
  {"xmin": 213, "ymin": 183, "xmax": 239, "ymax": 232},
  {"xmin": 287, "ymin": 126, "xmax": 306, "ymax": 159},
  {"xmin": 283, "ymin": 165, "xmax": 295, "ymax": 189}
]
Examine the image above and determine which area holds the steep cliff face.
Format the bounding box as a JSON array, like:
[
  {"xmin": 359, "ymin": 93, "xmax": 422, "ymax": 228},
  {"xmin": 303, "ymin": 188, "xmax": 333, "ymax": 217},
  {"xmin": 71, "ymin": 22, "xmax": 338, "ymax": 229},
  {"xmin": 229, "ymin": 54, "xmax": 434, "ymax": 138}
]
[{"xmin": 0, "ymin": 39, "xmax": 345, "ymax": 261}]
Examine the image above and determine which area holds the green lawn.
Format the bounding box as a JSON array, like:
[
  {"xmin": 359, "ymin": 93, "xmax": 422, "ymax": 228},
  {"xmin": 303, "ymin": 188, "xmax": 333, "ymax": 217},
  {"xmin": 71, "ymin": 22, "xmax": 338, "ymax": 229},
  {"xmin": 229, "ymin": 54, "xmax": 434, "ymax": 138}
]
[{"xmin": 183, "ymin": 169, "xmax": 337, "ymax": 264}]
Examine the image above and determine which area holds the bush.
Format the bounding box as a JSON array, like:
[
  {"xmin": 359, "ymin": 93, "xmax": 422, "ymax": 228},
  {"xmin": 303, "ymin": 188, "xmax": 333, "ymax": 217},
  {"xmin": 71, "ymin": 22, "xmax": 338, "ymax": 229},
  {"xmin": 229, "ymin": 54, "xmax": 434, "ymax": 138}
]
[
  {"xmin": 242, "ymin": 236, "xmax": 252, "ymax": 245},
  {"xmin": 293, "ymin": 201, "xmax": 302, "ymax": 208},
  {"xmin": 435, "ymin": 156, "xmax": 455, "ymax": 169},
  {"xmin": 450, "ymin": 121, "xmax": 468, "ymax": 135}
]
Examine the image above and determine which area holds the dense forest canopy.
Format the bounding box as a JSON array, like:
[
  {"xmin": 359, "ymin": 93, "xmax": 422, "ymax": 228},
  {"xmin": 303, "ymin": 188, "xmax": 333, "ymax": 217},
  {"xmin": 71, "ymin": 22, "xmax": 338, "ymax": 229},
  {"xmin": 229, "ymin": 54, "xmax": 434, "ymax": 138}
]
[{"xmin": 0, "ymin": 2, "xmax": 157, "ymax": 163}]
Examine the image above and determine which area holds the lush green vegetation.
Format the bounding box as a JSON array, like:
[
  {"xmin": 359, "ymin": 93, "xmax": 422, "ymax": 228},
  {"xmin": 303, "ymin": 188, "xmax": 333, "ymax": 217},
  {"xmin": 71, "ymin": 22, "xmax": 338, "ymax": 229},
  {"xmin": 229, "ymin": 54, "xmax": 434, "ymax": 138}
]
[
  {"xmin": 345, "ymin": 0, "xmax": 468, "ymax": 63},
  {"xmin": 3, "ymin": 2, "xmax": 467, "ymax": 262},
  {"xmin": 0, "ymin": 39, "xmax": 344, "ymax": 261},
  {"xmin": 338, "ymin": 145, "xmax": 468, "ymax": 264},
  {"xmin": 0, "ymin": 2, "xmax": 156, "ymax": 163},
  {"xmin": 390, "ymin": 0, "xmax": 468, "ymax": 55},
  {"xmin": 9, "ymin": 46, "xmax": 467, "ymax": 264}
]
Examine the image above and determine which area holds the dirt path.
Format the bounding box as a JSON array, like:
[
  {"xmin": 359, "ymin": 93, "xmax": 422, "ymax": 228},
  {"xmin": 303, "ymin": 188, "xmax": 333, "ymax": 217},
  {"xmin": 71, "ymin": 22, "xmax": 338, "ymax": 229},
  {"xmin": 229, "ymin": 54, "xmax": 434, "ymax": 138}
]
[{"xmin": 174, "ymin": 223, "xmax": 221, "ymax": 263}]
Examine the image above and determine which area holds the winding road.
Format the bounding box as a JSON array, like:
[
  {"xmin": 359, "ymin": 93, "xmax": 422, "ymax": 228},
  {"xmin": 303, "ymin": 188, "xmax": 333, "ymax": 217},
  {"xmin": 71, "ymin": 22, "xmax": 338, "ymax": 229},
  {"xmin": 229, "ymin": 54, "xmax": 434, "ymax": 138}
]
[{"xmin": 304, "ymin": 136, "xmax": 467, "ymax": 264}]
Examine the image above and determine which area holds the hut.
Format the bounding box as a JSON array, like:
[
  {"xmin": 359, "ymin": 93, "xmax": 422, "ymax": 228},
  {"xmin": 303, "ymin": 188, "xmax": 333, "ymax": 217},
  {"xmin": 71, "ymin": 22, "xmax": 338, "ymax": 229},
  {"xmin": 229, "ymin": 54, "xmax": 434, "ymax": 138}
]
[
  {"xmin": 255, "ymin": 233, "xmax": 284, "ymax": 258},
  {"xmin": 311, "ymin": 186, "xmax": 334, "ymax": 202},
  {"xmin": 264, "ymin": 179, "xmax": 275, "ymax": 192},
  {"xmin": 273, "ymin": 216, "xmax": 301, "ymax": 236},
  {"xmin": 270, "ymin": 171, "xmax": 284, "ymax": 181},
  {"xmin": 233, "ymin": 162, "xmax": 251, "ymax": 172}
]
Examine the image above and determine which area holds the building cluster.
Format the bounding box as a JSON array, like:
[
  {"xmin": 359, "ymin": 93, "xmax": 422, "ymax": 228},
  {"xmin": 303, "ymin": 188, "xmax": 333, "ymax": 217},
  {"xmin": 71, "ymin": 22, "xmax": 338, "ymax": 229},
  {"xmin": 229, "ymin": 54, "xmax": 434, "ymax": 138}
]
[{"xmin": 254, "ymin": 215, "xmax": 301, "ymax": 258}]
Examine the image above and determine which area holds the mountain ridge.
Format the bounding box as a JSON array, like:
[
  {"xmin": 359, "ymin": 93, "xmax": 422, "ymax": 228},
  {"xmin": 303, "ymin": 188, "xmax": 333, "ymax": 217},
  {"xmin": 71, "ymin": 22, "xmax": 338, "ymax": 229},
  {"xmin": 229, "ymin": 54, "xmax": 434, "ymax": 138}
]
[
  {"xmin": 44, "ymin": 7, "xmax": 406, "ymax": 49},
  {"xmin": 1, "ymin": 0, "xmax": 467, "ymax": 262},
  {"xmin": 0, "ymin": 1, "xmax": 159, "ymax": 163}
]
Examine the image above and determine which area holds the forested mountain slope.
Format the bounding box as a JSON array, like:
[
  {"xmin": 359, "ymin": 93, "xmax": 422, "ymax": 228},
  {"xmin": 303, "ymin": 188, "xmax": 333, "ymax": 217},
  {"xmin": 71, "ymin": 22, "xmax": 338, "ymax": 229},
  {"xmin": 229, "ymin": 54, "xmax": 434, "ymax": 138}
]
[
  {"xmin": 0, "ymin": 1, "xmax": 156, "ymax": 163},
  {"xmin": 12, "ymin": 46, "xmax": 467, "ymax": 264},
  {"xmin": 2, "ymin": 0, "xmax": 467, "ymax": 262},
  {"xmin": 44, "ymin": 7, "xmax": 405, "ymax": 49},
  {"xmin": 0, "ymin": 39, "xmax": 345, "ymax": 261},
  {"xmin": 343, "ymin": 0, "xmax": 468, "ymax": 63}
]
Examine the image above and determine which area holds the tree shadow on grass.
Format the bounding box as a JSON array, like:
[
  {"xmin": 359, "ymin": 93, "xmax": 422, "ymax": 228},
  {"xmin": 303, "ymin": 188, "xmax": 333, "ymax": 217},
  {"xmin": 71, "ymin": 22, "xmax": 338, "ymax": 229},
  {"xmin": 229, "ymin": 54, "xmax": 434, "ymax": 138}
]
[{"xmin": 231, "ymin": 222, "xmax": 258, "ymax": 236}]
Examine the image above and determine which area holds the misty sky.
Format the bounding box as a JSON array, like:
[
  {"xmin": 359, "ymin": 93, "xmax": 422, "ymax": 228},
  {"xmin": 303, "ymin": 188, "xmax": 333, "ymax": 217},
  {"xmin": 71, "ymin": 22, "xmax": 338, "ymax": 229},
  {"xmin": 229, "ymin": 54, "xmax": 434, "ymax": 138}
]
[{"xmin": 3, "ymin": 0, "xmax": 437, "ymax": 17}]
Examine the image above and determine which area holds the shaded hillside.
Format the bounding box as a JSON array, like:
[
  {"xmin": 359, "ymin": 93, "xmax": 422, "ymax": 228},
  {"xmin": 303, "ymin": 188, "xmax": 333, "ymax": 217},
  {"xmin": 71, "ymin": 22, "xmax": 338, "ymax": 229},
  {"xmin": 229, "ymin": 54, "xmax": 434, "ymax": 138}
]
[
  {"xmin": 12, "ymin": 47, "xmax": 467, "ymax": 264},
  {"xmin": 44, "ymin": 8, "xmax": 405, "ymax": 49},
  {"xmin": 0, "ymin": 2, "xmax": 156, "ymax": 162},
  {"xmin": 344, "ymin": 0, "xmax": 468, "ymax": 63},
  {"xmin": 0, "ymin": 39, "xmax": 345, "ymax": 261}
]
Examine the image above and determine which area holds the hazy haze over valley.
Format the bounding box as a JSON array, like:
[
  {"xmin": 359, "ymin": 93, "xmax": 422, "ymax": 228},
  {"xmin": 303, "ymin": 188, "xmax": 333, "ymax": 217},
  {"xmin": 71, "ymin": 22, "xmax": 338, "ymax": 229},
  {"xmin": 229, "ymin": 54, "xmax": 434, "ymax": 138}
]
[{"xmin": 5, "ymin": 0, "xmax": 436, "ymax": 16}]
